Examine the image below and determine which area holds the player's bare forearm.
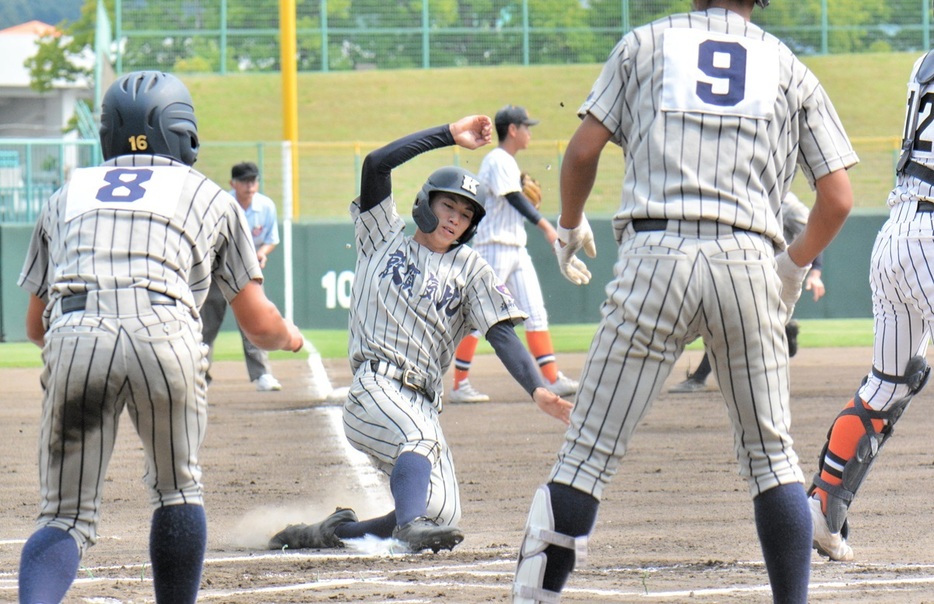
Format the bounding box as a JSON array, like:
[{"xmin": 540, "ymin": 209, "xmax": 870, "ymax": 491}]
[
  {"xmin": 449, "ymin": 115, "xmax": 493, "ymax": 150},
  {"xmin": 787, "ymin": 169, "xmax": 853, "ymax": 268},
  {"xmin": 559, "ymin": 114, "xmax": 612, "ymax": 227},
  {"xmin": 230, "ymin": 281, "xmax": 304, "ymax": 352},
  {"xmin": 25, "ymin": 294, "xmax": 45, "ymax": 347},
  {"xmin": 532, "ymin": 387, "xmax": 573, "ymax": 425}
]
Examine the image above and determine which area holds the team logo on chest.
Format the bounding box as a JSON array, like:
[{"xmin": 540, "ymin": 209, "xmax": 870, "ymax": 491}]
[{"xmin": 379, "ymin": 250, "xmax": 463, "ymax": 315}]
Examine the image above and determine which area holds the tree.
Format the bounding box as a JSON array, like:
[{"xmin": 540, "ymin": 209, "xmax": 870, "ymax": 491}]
[{"xmin": 26, "ymin": 0, "xmax": 115, "ymax": 93}]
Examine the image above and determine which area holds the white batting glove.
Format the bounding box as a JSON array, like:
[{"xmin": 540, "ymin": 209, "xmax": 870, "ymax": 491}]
[
  {"xmin": 775, "ymin": 251, "xmax": 811, "ymax": 319},
  {"xmin": 554, "ymin": 214, "xmax": 597, "ymax": 286}
]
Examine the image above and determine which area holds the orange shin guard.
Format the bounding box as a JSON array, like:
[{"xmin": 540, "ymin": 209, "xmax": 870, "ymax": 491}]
[{"xmin": 813, "ymin": 398, "xmax": 885, "ymax": 511}]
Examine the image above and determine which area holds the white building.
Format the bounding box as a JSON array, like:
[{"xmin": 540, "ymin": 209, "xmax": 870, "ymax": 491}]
[{"xmin": 0, "ymin": 20, "xmax": 93, "ymax": 138}]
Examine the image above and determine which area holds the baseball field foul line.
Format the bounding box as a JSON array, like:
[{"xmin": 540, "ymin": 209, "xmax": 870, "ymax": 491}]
[
  {"xmin": 5, "ymin": 556, "xmax": 934, "ymax": 599},
  {"xmin": 321, "ymin": 405, "xmax": 394, "ymax": 510}
]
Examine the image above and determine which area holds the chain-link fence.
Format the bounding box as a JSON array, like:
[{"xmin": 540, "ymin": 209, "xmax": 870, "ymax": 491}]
[
  {"xmin": 0, "ymin": 140, "xmax": 98, "ymax": 223},
  {"xmin": 0, "ymin": 136, "xmax": 901, "ymax": 223},
  {"xmin": 114, "ymin": 0, "xmax": 934, "ymax": 74}
]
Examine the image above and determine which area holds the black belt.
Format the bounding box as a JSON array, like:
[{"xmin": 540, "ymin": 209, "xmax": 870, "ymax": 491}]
[
  {"xmin": 369, "ymin": 360, "xmax": 435, "ymax": 400},
  {"xmin": 917, "ymin": 200, "xmax": 934, "ymax": 213},
  {"xmin": 61, "ymin": 291, "xmax": 177, "ymax": 313},
  {"xmin": 902, "ymin": 160, "xmax": 934, "ymax": 187},
  {"xmin": 631, "ymin": 219, "xmax": 670, "ymax": 232},
  {"xmin": 630, "ymin": 218, "xmax": 753, "ymax": 235}
]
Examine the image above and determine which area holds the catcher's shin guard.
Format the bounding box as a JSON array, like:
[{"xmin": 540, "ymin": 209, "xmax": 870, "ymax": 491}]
[
  {"xmin": 513, "ymin": 485, "xmax": 588, "ymax": 604},
  {"xmin": 811, "ymin": 355, "xmax": 930, "ymax": 534}
]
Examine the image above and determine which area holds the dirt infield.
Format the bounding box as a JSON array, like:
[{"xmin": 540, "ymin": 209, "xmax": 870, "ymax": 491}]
[{"xmin": 2, "ymin": 347, "xmax": 934, "ymax": 603}]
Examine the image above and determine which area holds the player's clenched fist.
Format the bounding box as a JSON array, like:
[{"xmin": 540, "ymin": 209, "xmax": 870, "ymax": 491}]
[
  {"xmin": 554, "ymin": 214, "xmax": 597, "ymax": 286},
  {"xmin": 533, "ymin": 388, "xmax": 574, "ymax": 425},
  {"xmin": 449, "ymin": 115, "xmax": 493, "ymax": 150}
]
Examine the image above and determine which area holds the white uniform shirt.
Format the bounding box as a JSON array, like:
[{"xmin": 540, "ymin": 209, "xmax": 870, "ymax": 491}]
[{"xmin": 473, "ymin": 147, "xmax": 527, "ymax": 247}]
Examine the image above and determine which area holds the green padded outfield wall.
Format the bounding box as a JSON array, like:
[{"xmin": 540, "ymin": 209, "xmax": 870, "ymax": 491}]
[{"xmin": 0, "ymin": 211, "xmax": 888, "ymax": 341}]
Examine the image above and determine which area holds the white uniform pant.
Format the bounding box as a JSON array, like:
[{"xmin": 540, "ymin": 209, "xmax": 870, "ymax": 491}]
[
  {"xmin": 474, "ymin": 242, "xmax": 548, "ymax": 330},
  {"xmin": 858, "ymin": 201, "xmax": 934, "ymax": 410},
  {"xmin": 551, "ymin": 224, "xmax": 804, "ymax": 499}
]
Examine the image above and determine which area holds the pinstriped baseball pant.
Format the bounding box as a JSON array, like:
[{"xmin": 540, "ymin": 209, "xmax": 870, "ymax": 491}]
[
  {"xmin": 342, "ymin": 367, "xmax": 461, "ymax": 527},
  {"xmin": 858, "ymin": 201, "xmax": 934, "ymax": 410},
  {"xmin": 36, "ymin": 288, "xmax": 208, "ymax": 552},
  {"xmin": 551, "ymin": 223, "xmax": 805, "ymax": 499}
]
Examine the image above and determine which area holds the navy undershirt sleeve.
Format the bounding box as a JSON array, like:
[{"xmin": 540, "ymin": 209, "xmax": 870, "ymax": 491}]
[
  {"xmin": 486, "ymin": 320, "xmax": 546, "ymax": 396},
  {"xmin": 359, "ymin": 125, "xmax": 455, "ymax": 212}
]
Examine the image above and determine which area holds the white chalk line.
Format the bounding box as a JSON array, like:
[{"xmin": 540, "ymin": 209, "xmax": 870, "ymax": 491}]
[
  {"xmin": 4, "ymin": 555, "xmax": 934, "ymax": 599},
  {"xmin": 321, "ymin": 405, "xmax": 394, "ymax": 509}
]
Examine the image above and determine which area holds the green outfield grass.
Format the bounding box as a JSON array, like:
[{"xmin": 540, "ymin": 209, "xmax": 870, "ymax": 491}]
[
  {"xmin": 0, "ymin": 319, "xmax": 873, "ymax": 369},
  {"xmin": 181, "ymin": 53, "xmax": 918, "ymax": 219}
]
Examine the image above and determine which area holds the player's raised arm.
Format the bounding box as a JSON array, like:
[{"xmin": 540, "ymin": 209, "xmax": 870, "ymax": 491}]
[{"xmin": 449, "ymin": 115, "xmax": 492, "ymax": 150}]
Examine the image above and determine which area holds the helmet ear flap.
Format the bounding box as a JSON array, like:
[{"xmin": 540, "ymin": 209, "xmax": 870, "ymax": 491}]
[{"xmin": 412, "ymin": 187, "xmax": 439, "ymax": 234}]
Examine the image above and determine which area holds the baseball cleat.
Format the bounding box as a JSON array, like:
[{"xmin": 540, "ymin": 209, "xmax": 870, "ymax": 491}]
[
  {"xmin": 668, "ymin": 376, "xmax": 708, "ymax": 394},
  {"xmin": 392, "ymin": 517, "xmax": 464, "ymax": 553},
  {"xmin": 255, "ymin": 373, "xmax": 282, "ymax": 391},
  {"xmin": 546, "ymin": 372, "xmax": 578, "ymax": 397},
  {"xmin": 268, "ymin": 507, "xmax": 357, "ymax": 549},
  {"xmin": 448, "ymin": 379, "xmax": 490, "ymax": 403},
  {"xmin": 809, "ymin": 497, "xmax": 854, "ymax": 561}
]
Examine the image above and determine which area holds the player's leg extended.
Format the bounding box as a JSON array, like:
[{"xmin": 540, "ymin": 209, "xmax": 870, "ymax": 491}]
[
  {"xmin": 705, "ymin": 234, "xmax": 809, "ymax": 602},
  {"xmin": 342, "ymin": 372, "xmax": 462, "ymax": 551},
  {"xmin": 20, "ymin": 312, "xmax": 128, "ymax": 602},
  {"xmin": 810, "ymin": 226, "xmax": 933, "ymax": 561},
  {"xmin": 809, "ymin": 342, "xmax": 929, "ymax": 560},
  {"xmin": 125, "ymin": 302, "xmax": 208, "ymax": 601},
  {"xmin": 515, "ymin": 231, "xmax": 694, "ymax": 601}
]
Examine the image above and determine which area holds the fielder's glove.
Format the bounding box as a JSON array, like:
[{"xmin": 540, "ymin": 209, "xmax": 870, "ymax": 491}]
[
  {"xmin": 775, "ymin": 251, "xmax": 811, "ymax": 320},
  {"xmin": 521, "ymin": 172, "xmax": 543, "ymax": 209},
  {"xmin": 554, "ymin": 214, "xmax": 597, "ymax": 286}
]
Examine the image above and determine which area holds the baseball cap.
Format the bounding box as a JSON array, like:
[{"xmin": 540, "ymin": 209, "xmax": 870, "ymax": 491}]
[
  {"xmin": 231, "ymin": 161, "xmax": 259, "ymax": 181},
  {"xmin": 494, "ymin": 105, "xmax": 540, "ymax": 128}
]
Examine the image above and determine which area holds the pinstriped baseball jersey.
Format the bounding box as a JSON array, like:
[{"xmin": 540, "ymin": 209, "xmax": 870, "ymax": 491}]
[
  {"xmin": 344, "ymin": 192, "xmax": 526, "ymax": 525},
  {"xmin": 548, "ymin": 7, "xmax": 858, "ymax": 500},
  {"xmin": 19, "ymin": 155, "xmax": 262, "ymax": 320},
  {"xmin": 473, "ymin": 147, "xmax": 527, "ymax": 247},
  {"xmin": 17, "ymin": 154, "xmax": 261, "ymax": 550},
  {"xmin": 348, "ymin": 194, "xmax": 527, "ymax": 402},
  {"xmin": 582, "ymin": 8, "xmax": 858, "ymax": 249},
  {"xmin": 890, "ymin": 53, "xmax": 934, "ymax": 206}
]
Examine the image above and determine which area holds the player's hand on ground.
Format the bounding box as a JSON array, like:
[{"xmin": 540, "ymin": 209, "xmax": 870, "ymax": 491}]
[
  {"xmin": 775, "ymin": 251, "xmax": 810, "ymax": 319},
  {"xmin": 532, "ymin": 387, "xmax": 574, "ymax": 425},
  {"xmin": 805, "ymin": 268, "xmax": 825, "ymax": 301},
  {"xmin": 554, "ymin": 214, "xmax": 597, "ymax": 285},
  {"xmin": 450, "ymin": 115, "xmax": 492, "ymax": 150}
]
